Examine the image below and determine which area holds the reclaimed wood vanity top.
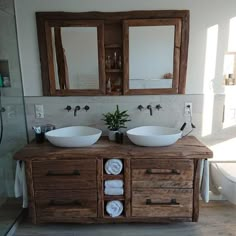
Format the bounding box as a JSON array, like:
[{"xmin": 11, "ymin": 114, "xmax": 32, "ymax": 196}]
[{"xmin": 14, "ymin": 136, "xmax": 213, "ymax": 161}]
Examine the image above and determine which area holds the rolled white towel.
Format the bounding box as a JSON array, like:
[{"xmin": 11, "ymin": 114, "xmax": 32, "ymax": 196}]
[
  {"xmin": 104, "ymin": 187, "xmax": 124, "ymax": 196},
  {"xmin": 105, "ymin": 180, "xmax": 124, "ymax": 188},
  {"xmin": 105, "ymin": 159, "xmax": 123, "ymax": 175},
  {"xmin": 14, "ymin": 161, "xmax": 28, "ymax": 208},
  {"xmin": 106, "ymin": 200, "xmax": 123, "ymax": 217},
  {"xmin": 200, "ymin": 159, "xmax": 209, "ymax": 203}
]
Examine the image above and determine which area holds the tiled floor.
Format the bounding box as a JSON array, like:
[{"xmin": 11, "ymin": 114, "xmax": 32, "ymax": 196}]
[
  {"xmin": 15, "ymin": 201, "xmax": 236, "ymax": 236},
  {"xmin": 0, "ymin": 198, "xmax": 22, "ymax": 236}
]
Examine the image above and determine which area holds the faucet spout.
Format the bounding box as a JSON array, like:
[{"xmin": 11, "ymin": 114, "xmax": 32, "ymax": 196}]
[
  {"xmin": 147, "ymin": 105, "xmax": 153, "ymax": 116},
  {"xmin": 74, "ymin": 106, "xmax": 80, "ymax": 117}
]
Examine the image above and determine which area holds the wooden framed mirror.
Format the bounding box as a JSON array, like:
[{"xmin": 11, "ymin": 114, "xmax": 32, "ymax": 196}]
[
  {"xmin": 36, "ymin": 11, "xmax": 189, "ymax": 96},
  {"xmin": 123, "ymin": 12, "xmax": 189, "ymax": 95},
  {"xmin": 36, "ymin": 13, "xmax": 105, "ymax": 96}
]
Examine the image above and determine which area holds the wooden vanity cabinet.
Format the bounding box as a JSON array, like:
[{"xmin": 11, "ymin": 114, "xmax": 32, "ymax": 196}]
[{"xmin": 14, "ymin": 136, "xmax": 212, "ymax": 224}]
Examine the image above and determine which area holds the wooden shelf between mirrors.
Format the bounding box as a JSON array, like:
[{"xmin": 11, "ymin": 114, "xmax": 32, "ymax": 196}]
[
  {"xmin": 104, "ymin": 196, "xmax": 125, "ymax": 201},
  {"xmin": 103, "ymin": 174, "xmax": 124, "ymax": 180},
  {"xmin": 106, "ymin": 69, "xmax": 123, "ymax": 73},
  {"xmin": 103, "ymin": 214, "xmax": 126, "ymax": 219},
  {"xmin": 105, "ymin": 44, "xmax": 122, "ymax": 49}
]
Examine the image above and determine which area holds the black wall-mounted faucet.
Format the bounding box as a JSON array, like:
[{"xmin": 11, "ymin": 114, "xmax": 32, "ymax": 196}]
[
  {"xmin": 83, "ymin": 105, "xmax": 90, "ymax": 112},
  {"xmin": 147, "ymin": 105, "xmax": 153, "ymax": 116},
  {"xmin": 74, "ymin": 106, "xmax": 81, "ymax": 116},
  {"xmin": 137, "ymin": 105, "xmax": 144, "ymax": 111},
  {"xmin": 65, "ymin": 105, "xmax": 72, "ymax": 112},
  {"xmin": 156, "ymin": 104, "xmax": 162, "ymax": 110}
]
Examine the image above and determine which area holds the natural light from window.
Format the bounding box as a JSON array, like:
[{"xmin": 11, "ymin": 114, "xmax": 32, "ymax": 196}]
[{"xmin": 201, "ymin": 25, "xmax": 218, "ymax": 137}]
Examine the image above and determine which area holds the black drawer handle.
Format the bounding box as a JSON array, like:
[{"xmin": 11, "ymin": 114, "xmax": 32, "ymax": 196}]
[
  {"xmin": 46, "ymin": 170, "xmax": 80, "ymax": 176},
  {"xmin": 145, "ymin": 169, "xmax": 180, "ymax": 175},
  {"xmin": 49, "ymin": 200, "xmax": 81, "ymax": 206},
  {"xmin": 146, "ymin": 198, "xmax": 180, "ymax": 206}
]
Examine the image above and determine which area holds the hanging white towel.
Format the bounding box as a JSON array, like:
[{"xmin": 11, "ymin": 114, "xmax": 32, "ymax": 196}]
[
  {"xmin": 200, "ymin": 159, "xmax": 209, "ymax": 203},
  {"xmin": 105, "ymin": 180, "xmax": 124, "ymax": 188},
  {"xmin": 104, "ymin": 187, "xmax": 124, "ymax": 196},
  {"xmin": 106, "ymin": 200, "xmax": 123, "ymax": 217},
  {"xmin": 14, "ymin": 161, "xmax": 28, "ymax": 208},
  {"xmin": 105, "ymin": 159, "xmax": 123, "ymax": 175}
]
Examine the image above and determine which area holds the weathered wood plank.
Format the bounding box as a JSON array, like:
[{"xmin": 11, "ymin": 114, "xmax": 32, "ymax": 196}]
[
  {"xmin": 132, "ymin": 189, "xmax": 193, "ymax": 218},
  {"xmin": 14, "ymin": 136, "xmax": 213, "ymax": 161}
]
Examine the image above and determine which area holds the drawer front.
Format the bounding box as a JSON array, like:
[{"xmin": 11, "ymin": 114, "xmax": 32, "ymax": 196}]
[
  {"xmin": 35, "ymin": 189, "xmax": 97, "ymax": 221},
  {"xmin": 132, "ymin": 189, "xmax": 193, "ymax": 218},
  {"xmin": 132, "ymin": 159, "xmax": 193, "ymax": 188},
  {"xmin": 32, "ymin": 160, "xmax": 96, "ymax": 190}
]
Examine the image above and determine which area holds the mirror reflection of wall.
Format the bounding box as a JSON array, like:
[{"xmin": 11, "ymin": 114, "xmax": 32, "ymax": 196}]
[
  {"xmin": 129, "ymin": 26, "xmax": 174, "ymax": 89},
  {"xmin": 51, "ymin": 27, "xmax": 99, "ymax": 90}
]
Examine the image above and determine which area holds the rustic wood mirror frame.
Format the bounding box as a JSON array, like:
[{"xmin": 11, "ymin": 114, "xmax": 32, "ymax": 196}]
[
  {"xmin": 36, "ymin": 13, "xmax": 106, "ymax": 96},
  {"xmin": 123, "ymin": 14, "xmax": 189, "ymax": 95},
  {"xmin": 36, "ymin": 11, "xmax": 189, "ymax": 96}
]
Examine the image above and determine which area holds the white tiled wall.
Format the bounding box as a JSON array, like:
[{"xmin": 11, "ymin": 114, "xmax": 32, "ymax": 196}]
[{"xmin": 25, "ymin": 94, "xmax": 226, "ymax": 147}]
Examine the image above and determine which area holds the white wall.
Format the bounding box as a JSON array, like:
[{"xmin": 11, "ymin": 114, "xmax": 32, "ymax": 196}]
[{"xmin": 15, "ymin": 0, "xmax": 236, "ymax": 96}]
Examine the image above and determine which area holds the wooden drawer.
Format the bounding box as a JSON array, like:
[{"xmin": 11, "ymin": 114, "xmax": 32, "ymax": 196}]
[
  {"xmin": 32, "ymin": 160, "xmax": 96, "ymax": 190},
  {"xmin": 131, "ymin": 159, "xmax": 193, "ymax": 188},
  {"xmin": 35, "ymin": 189, "xmax": 97, "ymax": 222},
  {"xmin": 132, "ymin": 188, "xmax": 193, "ymax": 218}
]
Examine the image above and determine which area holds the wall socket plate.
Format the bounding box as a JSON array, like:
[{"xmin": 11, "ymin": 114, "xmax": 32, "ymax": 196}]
[
  {"xmin": 184, "ymin": 102, "xmax": 192, "ymax": 116},
  {"xmin": 35, "ymin": 104, "xmax": 44, "ymax": 118}
]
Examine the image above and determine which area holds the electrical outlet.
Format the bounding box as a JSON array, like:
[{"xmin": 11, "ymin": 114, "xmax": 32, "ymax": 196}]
[
  {"xmin": 35, "ymin": 104, "xmax": 44, "ymax": 118},
  {"xmin": 184, "ymin": 102, "xmax": 192, "ymax": 116}
]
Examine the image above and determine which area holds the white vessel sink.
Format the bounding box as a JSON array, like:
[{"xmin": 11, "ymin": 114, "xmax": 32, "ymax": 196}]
[
  {"xmin": 127, "ymin": 126, "xmax": 182, "ymax": 147},
  {"xmin": 45, "ymin": 126, "xmax": 102, "ymax": 147}
]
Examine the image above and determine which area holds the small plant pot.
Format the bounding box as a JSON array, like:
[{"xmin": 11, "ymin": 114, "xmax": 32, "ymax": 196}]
[{"xmin": 108, "ymin": 130, "xmax": 119, "ymax": 141}]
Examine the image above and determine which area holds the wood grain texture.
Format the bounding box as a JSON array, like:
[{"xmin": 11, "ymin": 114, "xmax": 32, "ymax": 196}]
[
  {"xmin": 97, "ymin": 158, "xmax": 103, "ymax": 218},
  {"xmin": 32, "ymin": 160, "xmax": 96, "ymax": 190},
  {"xmin": 14, "ymin": 135, "xmax": 212, "ymax": 224},
  {"xmin": 36, "ymin": 10, "xmax": 189, "ymax": 96},
  {"xmin": 25, "ymin": 161, "xmax": 37, "ymax": 224},
  {"xmin": 124, "ymin": 159, "xmax": 131, "ymax": 217},
  {"xmin": 123, "ymin": 15, "xmax": 188, "ymax": 95},
  {"xmin": 36, "ymin": 15, "xmax": 105, "ymax": 96},
  {"xmin": 132, "ymin": 189, "xmax": 193, "ymax": 218},
  {"xmin": 54, "ymin": 27, "xmax": 69, "ymax": 90},
  {"xmin": 132, "ymin": 159, "xmax": 193, "ymax": 188},
  {"xmin": 14, "ymin": 136, "xmax": 213, "ymax": 161},
  {"xmin": 192, "ymin": 159, "xmax": 201, "ymax": 222},
  {"xmin": 35, "ymin": 189, "xmax": 97, "ymax": 221}
]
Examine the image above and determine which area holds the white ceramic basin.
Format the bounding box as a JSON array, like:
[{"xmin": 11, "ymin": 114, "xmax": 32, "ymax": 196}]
[
  {"xmin": 126, "ymin": 126, "xmax": 182, "ymax": 147},
  {"xmin": 45, "ymin": 126, "xmax": 102, "ymax": 147}
]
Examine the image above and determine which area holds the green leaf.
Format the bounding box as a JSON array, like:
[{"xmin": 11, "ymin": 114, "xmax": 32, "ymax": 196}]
[{"xmin": 101, "ymin": 105, "xmax": 131, "ymax": 130}]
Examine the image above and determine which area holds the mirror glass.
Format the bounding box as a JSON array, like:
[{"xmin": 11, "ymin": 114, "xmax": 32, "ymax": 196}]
[
  {"xmin": 51, "ymin": 27, "xmax": 99, "ymax": 90},
  {"xmin": 129, "ymin": 26, "xmax": 175, "ymax": 89}
]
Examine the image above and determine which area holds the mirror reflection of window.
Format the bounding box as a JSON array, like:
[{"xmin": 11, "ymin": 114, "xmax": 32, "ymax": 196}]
[
  {"xmin": 52, "ymin": 27, "xmax": 99, "ymax": 90},
  {"xmin": 129, "ymin": 26, "xmax": 175, "ymax": 89}
]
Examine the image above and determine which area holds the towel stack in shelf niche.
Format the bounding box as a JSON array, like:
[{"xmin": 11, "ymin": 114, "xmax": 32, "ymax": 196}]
[{"xmin": 103, "ymin": 159, "xmax": 125, "ymax": 218}]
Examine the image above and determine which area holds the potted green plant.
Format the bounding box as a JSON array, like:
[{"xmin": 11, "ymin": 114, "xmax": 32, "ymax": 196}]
[{"xmin": 102, "ymin": 105, "xmax": 131, "ymax": 141}]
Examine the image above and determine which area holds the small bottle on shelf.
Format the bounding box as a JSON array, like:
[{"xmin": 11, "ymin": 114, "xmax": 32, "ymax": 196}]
[
  {"xmin": 105, "ymin": 56, "xmax": 112, "ymax": 69},
  {"xmin": 106, "ymin": 77, "xmax": 112, "ymax": 93},
  {"xmin": 118, "ymin": 56, "xmax": 122, "ymax": 69},
  {"xmin": 113, "ymin": 52, "xmax": 117, "ymax": 69}
]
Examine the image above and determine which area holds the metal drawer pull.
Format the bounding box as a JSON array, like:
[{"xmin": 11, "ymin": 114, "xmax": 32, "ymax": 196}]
[
  {"xmin": 145, "ymin": 169, "xmax": 180, "ymax": 175},
  {"xmin": 46, "ymin": 170, "xmax": 80, "ymax": 176},
  {"xmin": 49, "ymin": 200, "xmax": 81, "ymax": 206},
  {"xmin": 146, "ymin": 198, "xmax": 180, "ymax": 206}
]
